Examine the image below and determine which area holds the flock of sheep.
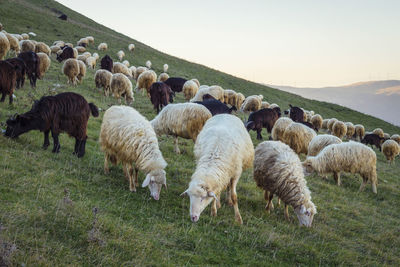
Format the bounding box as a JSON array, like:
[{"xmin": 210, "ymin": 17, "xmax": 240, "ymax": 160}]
[{"xmin": 1, "ymin": 22, "xmax": 400, "ymax": 228}]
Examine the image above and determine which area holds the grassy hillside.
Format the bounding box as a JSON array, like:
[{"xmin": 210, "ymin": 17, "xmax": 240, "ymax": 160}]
[{"xmin": 1, "ymin": 0, "xmax": 399, "ymax": 266}]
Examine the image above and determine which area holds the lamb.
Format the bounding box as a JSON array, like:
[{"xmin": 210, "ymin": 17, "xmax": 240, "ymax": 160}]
[
  {"xmin": 223, "ymin": 89, "xmax": 238, "ymax": 107},
  {"xmin": 254, "ymin": 141, "xmax": 317, "ymax": 227},
  {"xmin": 110, "ymin": 73, "xmax": 134, "ymax": 105},
  {"xmin": 0, "ymin": 32, "xmax": 10, "ymax": 59},
  {"xmin": 146, "ymin": 60, "xmax": 152, "ymax": 69},
  {"xmin": 190, "ymin": 85, "xmax": 224, "ymax": 102},
  {"xmin": 98, "ymin": 42, "xmax": 108, "ymax": 51},
  {"xmin": 303, "ymin": 142, "xmax": 378, "ymax": 194},
  {"xmin": 361, "ymin": 133, "xmax": 385, "ymax": 151},
  {"xmin": 332, "ymin": 121, "xmax": 347, "ymax": 139},
  {"xmin": 112, "ymin": 62, "xmax": 132, "ymax": 78},
  {"xmin": 236, "ymin": 93, "xmax": 245, "ymax": 110},
  {"xmin": 345, "ymin": 122, "xmax": 355, "ymax": 139},
  {"xmin": 151, "ymin": 103, "xmax": 212, "ymax": 154},
  {"xmin": 117, "ymin": 50, "xmax": 125, "ymax": 61},
  {"xmin": 34, "ymin": 42, "xmax": 51, "ymax": 55},
  {"xmin": 94, "ymin": 69, "xmax": 112, "ymax": 96},
  {"xmin": 134, "ymin": 66, "xmax": 147, "ymax": 80},
  {"xmin": 354, "ymin": 124, "xmax": 365, "ymax": 141},
  {"xmin": 86, "ymin": 56, "xmax": 96, "ymax": 69},
  {"xmin": 77, "ymin": 60, "xmax": 86, "ymax": 83},
  {"xmin": 282, "ymin": 122, "xmax": 317, "ymax": 155},
  {"xmin": 372, "ymin": 128, "xmax": 384, "ymax": 138},
  {"xmin": 382, "ymin": 140, "xmax": 400, "ymax": 164},
  {"xmin": 5, "ymin": 92, "xmax": 99, "ymax": 157},
  {"xmin": 307, "ymin": 134, "xmax": 342, "ymax": 157},
  {"xmin": 135, "ymin": 70, "xmax": 157, "ymax": 96},
  {"xmin": 163, "ymin": 63, "xmax": 168, "ymax": 72},
  {"xmin": 99, "ymin": 106, "xmax": 167, "ymax": 200},
  {"xmin": 182, "ymin": 80, "xmax": 199, "ymax": 101},
  {"xmin": 100, "ymin": 55, "xmax": 113, "ymax": 72},
  {"xmin": 36, "ymin": 52, "xmax": 51, "ymax": 79},
  {"xmin": 128, "ymin": 43, "xmax": 135, "ymax": 52},
  {"xmin": 0, "ymin": 60, "xmax": 16, "ymax": 104},
  {"xmin": 149, "ymin": 82, "xmax": 173, "ymax": 113},
  {"xmin": 271, "ymin": 117, "xmax": 293, "ymax": 142},
  {"xmin": 311, "ymin": 114, "xmax": 323, "ymax": 131},
  {"xmin": 180, "ymin": 114, "xmax": 254, "ymax": 224},
  {"xmin": 5, "ymin": 58, "xmax": 26, "ymax": 89},
  {"xmin": 245, "ymin": 107, "xmax": 281, "ymax": 140},
  {"xmin": 18, "ymin": 51, "xmax": 39, "ymax": 88},
  {"xmin": 122, "ymin": 60, "xmax": 130, "ymax": 67},
  {"xmin": 391, "ymin": 134, "xmax": 400, "ymax": 144},
  {"xmin": 20, "ymin": 40, "xmax": 35, "ymax": 53},
  {"xmin": 158, "ymin": 72, "xmax": 169, "ymax": 82},
  {"xmin": 62, "ymin": 58, "xmax": 80, "ymax": 86},
  {"xmin": 327, "ymin": 118, "xmax": 338, "ymax": 133},
  {"xmin": 240, "ymin": 95, "xmax": 263, "ymax": 113}
]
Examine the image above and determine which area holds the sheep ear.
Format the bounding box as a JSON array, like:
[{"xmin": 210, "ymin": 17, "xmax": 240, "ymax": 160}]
[
  {"xmin": 142, "ymin": 174, "xmax": 151, "ymax": 187},
  {"xmin": 180, "ymin": 189, "xmax": 188, "ymax": 197}
]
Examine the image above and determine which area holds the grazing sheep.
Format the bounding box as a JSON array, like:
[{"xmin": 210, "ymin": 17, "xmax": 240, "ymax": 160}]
[
  {"xmin": 190, "ymin": 85, "xmax": 224, "ymax": 102},
  {"xmin": 361, "ymin": 134, "xmax": 385, "ymax": 151},
  {"xmin": 327, "ymin": 118, "xmax": 338, "ymax": 133},
  {"xmin": 382, "ymin": 140, "xmax": 400, "ymax": 164},
  {"xmin": 286, "ymin": 105, "xmax": 305, "ymax": 123},
  {"xmin": 12, "ymin": 34, "xmax": 23, "ymax": 41},
  {"xmin": 94, "ymin": 69, "xmax": 112, "ymax": 96},
  {"xmin": 100, "ymin": 55, "xmax": 113, "ymax": 72},
  {"xmin": 75, "ymin": 46, "xmax": 86, "ymax": 53},
  {"xmin": 271, "ymin": 117, "xmax": 293, "ymax": 142},
  {"xmin": 0, "ymin": 33, "xmax": 10, "ymax": 59},
  {"xmin": 86, "ymin": 56, "xmax": 96, "ymax": 69},
  {"xmin": 332, "ymin": 121, "xmax": 347, "ymax": 139},
  {"xmin": 82, "ymin": 52, "xmax": 91, "ymax": 59},
  {"xmin": 303, "ymin": 142, "xmax": 378, "ymax": 193},
  {"xmin": 245, "ymin": 107, "xmax": 281, "ymax": 140},
  {"xmin": 21, "ymin": 33, "xmax": 29, "ymax": 40},
  {"xmin": 191, "ymin": 78, "xmax": 200, "ymax": 87},
  {"xmin": 53, "ymin": 40, "xmax": 65, "ymax": 47},
  {"xmin": 149, "ymin": 82, "xmax": 173, "ymax": 113},
  {"xmin": 236, "ymin": 93, "xmax": 245, "ymax": 110},
  {"xmin": 183, "ymin": 80, "xmax": 199, "ymax": 101},
  {"xmin": 311, "ymin": 114, "xmax": 323, "ymax": 132},
  {"xmin": 117, "ymin": 50, "xmax": 125, "ymax": 61},
  {"xmin": 151, "ymin": 103, "xmax": 212, "ymax": 154},
  {"xmin": 129, "ymin": 66, "xmax": 136, "ymax": 78},
  {"xmin": 77, "ymin": 37, "xmax": 89, "ymax": 47},
  {"xmin": 128, "ymin": 43, "xmax": 135, "ymax": 52},
  {"xmin": 92, "ymin": 52, "xmax": 99, "ymax": 60},
  {"xmin": 36, "ymin": 52, "xmax": 51, "ymax": 79},
  {"xmin": 194, "ymin": 99, "xmax": 236, "ymax": 116},
  {"xmin": 373, "ymin": 128, "xmax": 384, "ymax": 138},
  {"xmin": 391, "ymin": 134, "xmax": 400, "ymax": 144},
  {"xmin": 321, "ymin": 119, "xmax": 329, "ymax": 131},
  {"xmin": 34, "ymin": 42, "xmax": 51, "ymax": 55},
  {"xmin": 56, "ymin": 46, "xmax": 75, "ymax": 62},
  {"xmin": 163, "ymin": 63, "xmax": 168, "ymax": 72},
  {"xmin": 99, "ymin": 105, "xmax": 167, "ymax": 199},
  {"xmin": 282, "ymin": 122, "xmax": 317, "ymax": 155},
  {"xmin": 0, "ymin": 60, "xmax": 16, "ymax": 104},
  {"xmin": 98, "ymin": 42, "xmax": 108, "ymax": 51},
  {"xmin": 224, "ymin": 89, "xmax": 238, "ymax": 107},
  {"xmin": 254, "ymin": 141, "xmax": 317, "ymax": 227},
  {"xmin": 62, "ymin": 58, "xmax": 80, "ymax": 86},
  {"xmin": 5, "ymin": 92, "xmax": 99, "ymax": 157},
  {"xmin": 18, "ymin": 51, "xmax": 39, "ymax": 88},
  {"xmin": 308, "ymin": 134, "xmax": 342, "ymax": 157},
  {"xmin": 158, "ymin": 72, "xmax": 169, "ymax": 82},
  {"xmin": 240, "ymin": 95, "xmax": 263, "ymax": 113},
  {"xmin": 269, "ymin": 103, "xmax": 280, "ymax": 110},
  {"xmin": 50, "ymin": 45, "xmax": 61, "ymax": 55},
  {"xmin": 384, "ymin": 133, "xmax": 390, "ymax": 140},
  {"xmin": 134, "ymin": 66, "xmax": 147, "ymax": 80},
  {"xmin": 77, "ymin": 55, "xmax": 87, "ymax": 64},
  {"xmin": 181, "ymin": 114, "xmax": 254, "ymax": 224},
  {"xmin": 65, "ymin": 42, "xmax": 74, "ymax": 48},
  {"xmin": 5, "ymin": 58, "xmax": 26, "ymax": 89},
  {"xmin": 72, "ymin": 48, "xmax": 78, "ymax": 58},
  {"xmin": 77, "ymin": 60, "xmax": 86, "ymax": 83},
  {"xmin": 112, "ymin": 62, "xmax": 132, "ymax": 78},
  {"xmin": 135, "ymin": 70, "xmax": 157, "ymax": 96},
  {"xmin": 3, "ymin": 32, "xmax": 19, "ymax": 55},
  {"xmin": 122, "ymin": 60, "xmax": 130, "ymax": 67},
  {"xmin": 146, "ymin": 60, "xmax": 152, "ymax": 69},
  {"xmin": 110, "ymin": 73, "xmax": 134, "ymax": 105},
  {"xmin": 86, "ymin": 36, "xmax": 94, "ymax": 45},
  {"xmin": 354, "ymin": 124, "xmax": 365, "ymax": 141},
  {"xmin": 260, "ymin": 101, "xmax": 270, "ymax": 109}
]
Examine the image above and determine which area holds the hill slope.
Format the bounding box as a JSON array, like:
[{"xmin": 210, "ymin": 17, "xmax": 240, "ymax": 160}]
[
  {"xmin": 270, "ymin": 80, "xmax": 400, "ymax": 126},
  {"xmin": 1, "ymin": 0, "xmax": 400, "ymax": 266}
]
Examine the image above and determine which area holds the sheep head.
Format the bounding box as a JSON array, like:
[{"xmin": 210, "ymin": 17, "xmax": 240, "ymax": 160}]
[
  {"xmin": 294, "ymin": 204, "xmax": 316, "ymax": 227},
  {"xmin": 142, "ymin": 169, "xmax": 167, "ymax": 201}
]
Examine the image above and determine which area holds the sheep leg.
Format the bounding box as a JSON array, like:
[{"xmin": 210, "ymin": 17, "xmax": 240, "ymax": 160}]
[
  {"xmin": 8, "ymin": 94, "xmax": 13, "ymax": 105},
  {"xmin": 256, "ymin": 128, "xmax": 262, "ymax": 140},
  {"xmin": 216, "ymin": 193, "xmax": 221, "ymax": 209},
  {"xmin": 51, "ymin": 131, "xmax": 60, "ymax": 153},
  {"xmin": 104, "ymin": 154, "xmax": 110, "ymax": 174},
  {"xmin": 42, "ymin": 130, "xmax": 50, "ymax": 149},
  {"xmin": 284, "ymin": 204, "xmax": 290, "ymax": 221},
  {"xmin": 371, "ymin": 181, "xmax": 377, "ymax": 194},
  {"xmin": 0, "ymin": 93, "xmax": 5, "ymax": 102},
  {"xmin": 264, "ymin": 191, "xmax": 274, "ymax": 212},
  {"xmin": 174, "ymin": 136, "xmax": 181, "ymax": 154},
  {"xmin": 211, "ymin": 199, "xmax": 217, "ymax": 217},
  {"xmin": 125, "ymin": 164, "xmax": 136, "ymax": 192},
  {"xmin": 227, "ymin": 181, "xmax": 233, "ymax": 206},
  {"xmin": 134, "ymin": 168, "xmax": 139, "ymax": 187},
  {"xmin": 77, "ymin": 139, "xmax": 86, "ymax": 158},
  {"xmin": 230, "ymin": 177, "xmax": 243, "ymax": 224},
  {"xmin": 277, "ymin": 197, "xmax": 281, "ymax": 207},
  {"xmin": 359, "ymin": 177, "xmax": 367, "ymax": 192},
  {"xmin": 333, "ymin": 172, "xmax": 341, "ymax": 186}
]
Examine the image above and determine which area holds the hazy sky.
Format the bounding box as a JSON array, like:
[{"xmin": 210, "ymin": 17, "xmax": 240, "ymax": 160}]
[{"xmin": 57, "ymin": 0, "xmax": 400, "ymax": 87}]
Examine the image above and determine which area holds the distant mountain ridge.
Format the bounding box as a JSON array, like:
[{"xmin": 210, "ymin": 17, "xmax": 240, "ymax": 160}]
[{"xmin": 269, "ymin": 80, "xmax": 400, "ymax": 126}]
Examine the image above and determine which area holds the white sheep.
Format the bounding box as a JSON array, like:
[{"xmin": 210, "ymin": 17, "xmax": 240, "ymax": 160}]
[
  {"xmin": 110, "ymin": 73, "xmax": 134, "ymax": 104},
  {"xmin": 122, "ymin": 60, "xmax": 130, "ymax": 67},
  {"xmin": 135, "ymin": 70, "xmax": 157, "ymax": 96},
  {"xmin": 75, "ymin": 46, "xmax": 86, "ymax": 53},
  {"xmin": 271, "ymin": 117, "xmax": 293, "ymax": 142},
  {"xmin": 224, "ymin": 89, "xmax": 238, "ymax": 107},
  {"xmin": 236, "ymin": 93, "xmax": 245, "ymax": 110},
  {"xmin": 382, "ymin": 140, "xmax": 400, "ymax": 164},
  {"xmin": 92, "ymin": 52, "xmax": 99, "ymax": 60},
  {"xmin": 308, "ymin": 134, "xmax": 342, "ymax": 157},
  {"xmin": 77, "ymin": 37, "xmax": 89, "ymax": 47},
  {"xmin": 182, "ymin": 80, "xmax": 199, "ymax": 101},
  {"xmin": 327, "ymin": 118, "xmax": 338, "ymax": 133},
  {"xmin": 28, "ymin": 32, "xmax": 37, "ymax": 37},
  {"xmin": 128, "ymin": 43, "xmax": 135, "ymax": 52},
  {"xmin": 50, "ymin": 45, "xmax": 61, "ymax": 55},
  {"xmin": 98, "ymin": 42, "xmax": 108, "ymax": 51},
  {"xmin": 311, "ymin": 114, "xmax": 323, "ymax": 131},
  {"xmin": 254, "ymin": 141, "xmax": 317, "ymax": 227},
  {"xmin": 303, "ymin": 142, "xmax": 378, "ymax": 193},
  {"xmin": 86, "ymin": 56, "xmax": 97, "ymax": 69},
  {"xmin": 190, "ymin": 85, "xmax": 224, "ymax": 102},
  {"xmin": 37, "ymin": 52, "xmax": 51, "ymax": 79},
  {"xmin": 117, "ymin": 50, "xmax": 125, "ymax": 61},
  {"xmin": 240, "ymin": 95, "xmax": 263, "ymax": 113},
  {"xmin": 99, "ymin": 105, "xmax": 167, "ymax": 200},
  {"xmin": 391, "ymin": 134, "xmax": 400, "ymax": 144},
  {"xmin": 62, "ymin": 58, "xmax": 80, "ymax": 86},
  {"xmin": 134, "ymin": 66, "xmax": 147, "ymax": 80},
  {"xmin": 354, "ymin": 124, "xmax": 365, "ymax": 141},
  {"xmin": 158, "ymin": 72, "xmax": 169, "ymax": 82},
  {"xmin": 151, "ymin": 103, "xmax": 212, "ymax": 154},
  {"xmin": 321, "ymin": 119, "xmax": 329, "ymax": 132},
  {"xmin": 34, "ymin": 42, "xmax": 51, "ymax": 55},
  {"xmin": 146, "ymin": 60, "xmax": 152, "ymax": 69},
  {"xmin": 191, "ymin": 78, "xmax": 200, "ymax": 88},
  {"xmin": 86, "ymin": 36, "xmax": 94, "ymax": 44},
  {"xmin": 82, "ymin": 52, "xmax": 91, "ymax": 58},
  {"xmin": 3, "ymin": 32, "xmax": 19, "ymax": 55},
  {"xmin": 112, "ymin": 62, "xmax": 132, "ymax": 78},
  {"xmin": 345, "ymin": 122, "xmax": 355, "ymax": 139},
  {"xmin": 0, "ymin": 32, "xmax": 10, "ymax": 59},
  {"xmin": 282, "ymin": 122, "xmax": 316, "ymax": 155},
  {"xmin": 95, "ymin": 69, "xmax": 113, "ymax": 96},
  {"xmin": 373, "ymin": 128, "xmax": 384, "ymax": 138},
  {"xmin": 332, "ymin": 121, "xmax": 347, "ymax": 139},
  {"xmin": 21, "ymin": 33, "xmax": 29, "ymax": 40},
  {"xmin": 180, "ymin": 114, "xmax": 254, "ymax": 224},
  {"xmin": 77, "ymin": 60, "xmax": 86, "ymax": 83},
  {"xmin": 163, "ymin": 63, "xmax": 168, "ymax": 72}
]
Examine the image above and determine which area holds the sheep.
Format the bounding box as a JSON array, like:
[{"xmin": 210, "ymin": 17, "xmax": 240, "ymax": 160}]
[
  {"xmin": 86, "ymin": 56, "xmax": 96, "ymax": 69},
  {"xmin": 245, "ymin": 107, "xmax": 281, "ymax": 140},
  {"xmin": 135, "ymin": 70, "xmax": 157, "ymax": 96},
  {"xmin": 18, "ymin": 51, "xmax": 39, "ymax": 88},
  {"xmin": 311, "ymin": 114, "xmax": 323, "ymax": 132},
  {"xmin": 326, "ymin": 118, "xmax": 338, "ymax": 133},
  {"xmin": 0, "ymin": 32, "xmax": 10, "ymax": 59},
  {"xmin": 384, "ymin": 133, "xmax": 390, "ymax": 140},
  {"xmin": 62, "ymin": 58, "xmax": 80, "ymax": 86},
  {"xmin": 34, "ymin": 42, "xmax": 51, "ymax": 55},
  {"xmin": 361, "ymin": 134, "xmax": 385, "ymax": 151},
  {"xmin": 53, "ymin": 40, "xmax": 65, "ymax": 47},
  {"xmin": 164, "ymin": 77, "xmax": 187, "ymax": 92},
  {"xmin": 0, "ymin": 61, "xmax": 16, "ymax": 104},
  {"xmin": 269, "ymin": 103, "xmax": 280, "ymax": 110},
  {"xmin": 382, "ymin": 140, "xmax": 400, "ymax": 164},
  {"xmin": 3, "ymin": 32, "xmax": 19, "ymax": 55},
  {"xmin": 158, "ymin": 72, "xmax": 169, "ymax": 82},
  {"xmin": 92, "ymin": 52, "xmax": 99, "ymax": 60},
  {"xmin": 321, "ymin": 119, "xmax": 329, "ymax": 131},
  {"xmin": 163, "ymin": 63, "xmax": 168, "ymax": 72},
  {"xmin": 191, "ymin": 78, "xmax": 200, "ymax": 88},
  {"xmin": 82, "ymin": 52, "xmax": 91, "ymax": 59},
  {"xmin": 5, "ymin": 92, "xmax": 99, "ymax": 157},
  {"xmin": 236, "ymin": 93, "xmax": 245, "ymax": 110},
  {"xmin": 117, "ymin": 50, "xmax": 125, "ymax": 61},
  {"xmin": 151, "ymin": 103, "xmax": 212, "ymax": 154},
  {"xmin": 128, "ymin": 43, "xmax": 135, "ymax": 52},
  {"xmin": 75, "ymin": 46, "xmax": 86, "ymax": 53},
  {"xmin": 99, "ymin": 106, "xmax": 167, "ymax": 199},
  {"xmin": 37, "ymin": 52, "xmax": 51, "ymax": 79},
  {"xmin": 50, "ymin": 45, "xmax": 61, "ymax": 55},
  {"xmin": 180, "ymin": 114, "xmax": 254, "ymax": 224},
  {"xmin": 190, "ymin": 85, "xmax": 224, "ymax": 102},
  {"xmin": 282, "ymin": 122, "xmax": 317, "ymax": 155},
  {"xmin": 182, "ymin": 80, "xmax": 199, "ymax": 101},
  {"xmin": 5, "ymin": 58, "xmax": 26, "ymax": 89},
  {"xmin": 240, "ymin": 95, "xmax": 263, "ymax": 112},
  {"xmin": 56, "ymin": 46, "xmax": 75, "ymax": 62},
  {"xmin": 98, "ymin": 42, "xmax": 108, "ymax": 51},
  {"xmin": 12, "ymin": 34, "xmax": 23, "ymax": 41},
  {"xmin": 286, "ymin": 105, "xmax": 305, "ymax": 122},
  {"xmin": 77, "ymin": 37, "xmax": 89, "ymax": 47},
  {"xmin": 95, "ymin": 69, "xmax": 112, "ymax": 96},
  {"xmin": 223, "ymin": 89, "xmax": 238, "ymax": 107},
  {"xmin": 112, "ymin": 62, "xmax": 132, "ymax": 78},
  {"xmin": 65, "ymin": 42, "xmax": 74, "ymax": 48},
  {"xmin": 100, "ymin": 55, "xmax": 113, "ymax": 72},
  {"xmin": 72, "ymin": 47, "xmax": 78, "ymax": 58},
  {"xmin": 122, "ymin": 60, "xmax": 130, "ymax": 67},
  {"xmin": 194, "ymin": 99, "xmax": 236, "ymax": 116},
  {"xmin": 354, "ymin": 124, "xmax": 365, "ymax": 141},
  {"xmin": 254, "ymin": 141, "xmax": 317, "ymax": 227},
  {"xmin": 146, "ymin": 60, "xmax": 152, "ymax": 69},
  {"xmin": 332, "ymin": 121, "xmax": 347, "ymax": 139},
  {"xmin": 372, "ymin": 128, "xmax": 384, "ymax": 138},
  {"xmin": 77, "ymin": 55, "xmax": 87, "ymax": 64},
  {"xmin": 134, "ymin": 66, "xmax": 147, "ymax": 80},
  {"xmin": 271, "ymin": 117, "xmax": 293, "ymax": 142},
  {"xmin": 21, "ymin": 33, "xmax": 29, "ymax": 40},
  {"xmin": 77, "ymin": 60, "xmax": 86, "ymax": 83},
  {"xmin": 129, "ymin": 66, "xmax": 136, "ymax": 78},
  {"xmin": 345, "ymin": 122, "xmax": 355, "ymax": 139},
  {"xmin": 110, "ymin": 73, "xmax": 134, "ymax": 104},
  {"xmin": 260, "ymin": 101, "xmax": 270, "ymax": 109},
  {"xmin": 391, "ymin": 134, "xmax": 400, "ymax": 144},
  {"xmin": 86, "ymin": 36, "xmax": 94, "ymax": 45},
  {"xmin": 308, "ymin": 134, "xmax": 342, "ymax": 157},
  {"xmin": 303, "ymin": 142, "xmax": 378, "ymax": 194},
  {"xmin": 149, "ymin": 82, "xmax": 173, "ymax": 113},
  {"xmin": 28, "ymin": 32, "xmax": 36, "ymax": 37}
]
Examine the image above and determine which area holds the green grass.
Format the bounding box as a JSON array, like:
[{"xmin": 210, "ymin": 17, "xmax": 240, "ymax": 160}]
[{"xmin": 1, "ymin": 0, "xmax": 400, "ymax": 266}]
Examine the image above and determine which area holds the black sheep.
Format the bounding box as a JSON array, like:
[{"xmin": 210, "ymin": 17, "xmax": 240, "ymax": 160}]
[
  {"xmin": 100, "ymin": 55, "xmax": 113, "ymax": 72},
  {"xmin": 361, "ymin": 134, "xmax": 385, "ymax": 151},
  {"xmin": 17, "ymin": 52, "xmax": 39, "ymax": 88},
  {"xmin": 245, "ymin": 107, "xmax": 281, "ymax": 140},
  {"xmin": 164, "ymin": 77, "xmax": 187, "ymax": 93},
  {"xmin": 194, "ymin": 99, "xmax": 236, "ymax": 116}
]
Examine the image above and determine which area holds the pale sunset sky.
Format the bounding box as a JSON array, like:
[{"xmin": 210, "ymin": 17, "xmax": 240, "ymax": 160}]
[{"xmin": 57, "ymin": 0, "xmax": 400, "ymax": 87}]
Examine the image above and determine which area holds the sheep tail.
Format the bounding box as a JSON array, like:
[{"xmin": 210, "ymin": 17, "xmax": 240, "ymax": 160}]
[{"xmin": 89, "ymin": 103, "xmax": 99, "ymax": 117}]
